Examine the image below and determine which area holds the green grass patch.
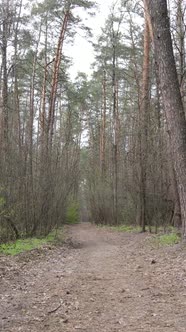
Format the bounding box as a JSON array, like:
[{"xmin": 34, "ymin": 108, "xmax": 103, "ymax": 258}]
[
  {"xmin": 147, "ymin": 225, "xmax": 175, "ymax": 234},
  {"xmin": 151, "ymin": 232, "xmax": 180, "ymax": 247},
  {"xmin": 98, "ymin": 224, "xmax": 141, "ymax": 233},
  {"xmin": 0, "ymin": 229, "xmax": 63, "ymax": 256},
  {"xmin": 110, "ymin": 225, "xmax": 141, "ymax": 232}
]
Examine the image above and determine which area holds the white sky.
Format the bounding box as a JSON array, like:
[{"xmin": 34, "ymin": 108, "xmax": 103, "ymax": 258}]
[{"xmin": 66, "ymin": 0, "xmax": 115, "ymax": 79}]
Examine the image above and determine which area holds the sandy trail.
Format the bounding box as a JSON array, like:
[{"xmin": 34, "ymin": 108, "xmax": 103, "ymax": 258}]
[{"xmin": 0, "ymin": 223, "xmax": 186, "ymax": 332}]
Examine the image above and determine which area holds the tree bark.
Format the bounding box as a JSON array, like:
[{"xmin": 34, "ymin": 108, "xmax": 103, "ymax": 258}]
[
  {"xmin": 139, "ymin": 8, "xmax": 151, "ymax": 232},
  {"xmin": 29, "ymin": 22, "xmax": 42, "ymax": 180},
  {"xmin": 112, "ymin": 33, "xmax": 118, "ymax": 225},
  {"xmin": 48, "ymin": 9, "xmax": 70, "ymax": 149},
  {"xmin": 100, "ymin": 69, "xmax": 106, "ymax": 179},
  {"xmin": 1, "ymin": 1, "xmax": 9, "ymax": 164},
  {"xmin": 13, "ymin": 0, "xmax": 22, "ymax": 159},
  {"xmin": 176, "ymin": 0, "xmax": 185, "ymax": 99},
  {"xmin": 146, "ymin": 0, "xmax": 186, "ymax": 239}
]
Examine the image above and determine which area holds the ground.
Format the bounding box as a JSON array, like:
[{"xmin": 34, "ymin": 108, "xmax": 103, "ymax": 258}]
[{"xmin": 0, "ymin": 223, "xmax": 186, "ymax": 332}]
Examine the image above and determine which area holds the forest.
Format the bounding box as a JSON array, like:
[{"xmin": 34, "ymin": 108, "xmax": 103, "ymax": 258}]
[
  {"xmin": 1, "ymin": 1, "xmax": 186, "ymax": 331},
  {"xmin": 0, "ymin": 0, "xmax": 186, "ymax": 242}
]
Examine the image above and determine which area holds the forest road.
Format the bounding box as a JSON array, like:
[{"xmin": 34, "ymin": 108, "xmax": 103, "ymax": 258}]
[{"xmin": 0, "ymin": 223, "xmax": 186, "ymax": 332}]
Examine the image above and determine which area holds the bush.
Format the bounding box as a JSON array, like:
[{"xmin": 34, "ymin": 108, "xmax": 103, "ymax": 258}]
[
  {"xmin": 151, "ymin": 232, "xmax": 180, "ymax": 247},
  {"xmin": 66, "ymin": 200, "xmax": 79, "ymax": 224}
]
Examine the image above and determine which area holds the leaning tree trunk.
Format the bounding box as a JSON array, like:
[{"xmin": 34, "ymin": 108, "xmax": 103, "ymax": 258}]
[
  {"xmin": 48, "ymin": 9, "xmax": 70, "ymax": 150},
  {"xmin": 146, "ymin": 0, "xmax": 186, "ymax": 239}
]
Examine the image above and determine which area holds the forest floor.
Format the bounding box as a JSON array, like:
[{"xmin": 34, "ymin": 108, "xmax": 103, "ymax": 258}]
[{"xmin": 0, "ymin": 223, "xmax": 186, "ymax": 332}]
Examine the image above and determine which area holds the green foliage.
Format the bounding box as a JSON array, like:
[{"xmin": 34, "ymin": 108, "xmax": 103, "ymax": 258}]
[
  {"xmin": 66, "ymin": 200, "xmax": 79, "ymax": 224},
  {"xmin": 0, "ymin": 186, "xmax": 6, "ymax": 209},
  {"xmin": 151, "ymin": 233, "xmax": 180, "ymax": 247},
  {"xmin": 121, "ymin": 196, "xmax": 136, "ymax": 225},
  {"xmin": 0, "ymin": 196, "xmax": 5, "ymax": 208},
  {"xmin": 0, "ymin": 229, "xmax": 63, "ymax": 256}
]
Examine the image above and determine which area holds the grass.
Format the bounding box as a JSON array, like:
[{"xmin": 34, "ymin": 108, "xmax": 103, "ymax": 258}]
[
  {"xmin": 0, "ymin": 229, "xmax": 63, "ymax": 256},
  {"xmin": 110, "ymin": 224, "xmax": 141, "ymax": 232},
  {"xmin": 98, "ymin": 224, "xmax": 181, "ymax": 247},
  {"xmin": 98, "ymin": 224, "xmax": 141, "ymax": 233},
  {"xmin": 150, "ymin": 232, "xmax": 181, "ymax": 247},
  {"xmin": 147, "ymin": 225, "xmax": 175, "ymax": 233}
]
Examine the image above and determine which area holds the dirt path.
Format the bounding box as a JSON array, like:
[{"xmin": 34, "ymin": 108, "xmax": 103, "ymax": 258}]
[{"xmin": 0, "ymin": 223, "xmax": 186, "ymax": 332}]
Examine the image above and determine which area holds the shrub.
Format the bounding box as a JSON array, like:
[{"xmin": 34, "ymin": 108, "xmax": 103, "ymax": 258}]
[{"xmin": 66, "ymin": 200, "xmax": 79, "ymax": 224}]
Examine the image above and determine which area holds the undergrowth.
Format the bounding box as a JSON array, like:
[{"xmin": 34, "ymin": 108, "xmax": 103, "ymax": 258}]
[
  {"xmin": 98, "ymin": 224, "xmax": 181, "ymax": 247},
  {"xmin": 0, "ymin": 229, "xmax": 64, "ymax": 256},
  {"xmin": 98, "ymin": 224, "xmax": 141, "ymax": 232},
  {"xmin": 66, "ymin": 200, "xmax": 80, "ymax": 224},
  {"xmin": 151, "ymin": 232, "xmax": 180, "ymax": 247}
]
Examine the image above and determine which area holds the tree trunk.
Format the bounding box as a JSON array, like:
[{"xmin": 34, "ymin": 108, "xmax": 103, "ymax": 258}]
[
  {"xmin": 139, "ymin": 8, "xmax": 151, "ymax": 232},
  {"xmin": 48, "ymin": 9, "xmax": 70, "ymax": 149},
  {"xmin": 112, "ymin": 35, "xmax": 118, "ymax": 225},
  {"xmin": 14, "ymin": 0, "xmax": 22, "ymax": 160},
  {"xmin": 146, "ymin": 0, "xmax": 186, "ymax": 239},
  {"xmin": 100, "ymin": 69, "xmax": 106, "ymax": 179},
  {"xmin": 29, "ymin": 23, "xmax": 41, "ymax": 180},
  {"xmin": 2, "ymin": 1, "xmax": 9, "ymax": 165},
  {"xmin": 176, "ymin": 0, "xmax": 185, "ymax": 99}
]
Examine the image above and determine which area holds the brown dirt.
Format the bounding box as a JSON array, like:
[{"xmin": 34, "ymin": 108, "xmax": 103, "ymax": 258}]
[{"xmin": 0, "ymin": 223, "xmax": 186, "ymax": 332}]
